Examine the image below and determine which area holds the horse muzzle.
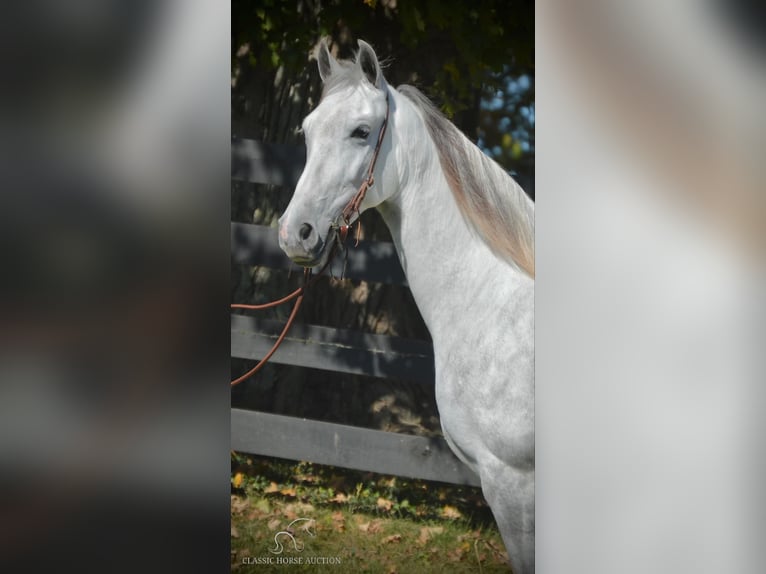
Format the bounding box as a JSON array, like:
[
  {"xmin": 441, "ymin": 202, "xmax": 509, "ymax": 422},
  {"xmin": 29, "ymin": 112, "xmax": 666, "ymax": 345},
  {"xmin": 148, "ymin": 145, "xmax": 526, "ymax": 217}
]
[{"xmin": 278, "ymin": 216, "xmax": 330, "ymax": 267}]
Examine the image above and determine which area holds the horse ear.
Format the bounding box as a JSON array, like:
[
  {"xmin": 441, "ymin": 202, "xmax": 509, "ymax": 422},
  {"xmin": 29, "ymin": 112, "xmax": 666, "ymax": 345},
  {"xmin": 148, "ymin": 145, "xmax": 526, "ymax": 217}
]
[
  {"xmin": 357, "ymin": 40, "xmax": 382, "ymax": 88},
  {"xmin": 317, "ymin": 40, "xmax": 337, "ymax": 83}
]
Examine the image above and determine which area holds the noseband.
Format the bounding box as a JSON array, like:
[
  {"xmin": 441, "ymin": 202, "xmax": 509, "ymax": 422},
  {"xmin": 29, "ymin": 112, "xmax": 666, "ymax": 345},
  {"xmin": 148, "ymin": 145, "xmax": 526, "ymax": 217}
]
[{"xmin": 231, "ymin": 90, "xmax": 390, "ymax": 387}]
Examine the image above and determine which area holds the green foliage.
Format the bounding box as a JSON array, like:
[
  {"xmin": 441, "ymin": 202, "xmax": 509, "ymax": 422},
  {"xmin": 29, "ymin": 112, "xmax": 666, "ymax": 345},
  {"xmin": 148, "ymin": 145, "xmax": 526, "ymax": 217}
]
[
  {"xmin": 234, "ymin": 0, "xmax": 532, "ymax": 110},
  {"xmin": 233, "ymin": 0, "xmax": 533, "ymax": 179},
  {"xmin": 232, "ymin": 454, "xmax": 495, "ymax": 525}
]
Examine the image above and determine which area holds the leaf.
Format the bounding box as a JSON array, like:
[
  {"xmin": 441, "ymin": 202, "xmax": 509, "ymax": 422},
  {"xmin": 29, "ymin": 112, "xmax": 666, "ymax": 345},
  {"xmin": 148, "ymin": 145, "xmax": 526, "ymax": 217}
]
[
  {"xmin": 413, "ymin": 7, "xmax": 425, "ymax": 32},
  {"xmin": 231, "ymin": 496, "xmax": 249, "ymax": 514},
  {"xmin": 443, "ymin": 61, "xmax": 461, "ymax": 83},
  {"xmin": 376, "ymin": 497, "xmax": 394, "ymax": 511},
  {"xmin": 297, "ymin": 502, "xmax": 315, "ymax": 514},
  {"xmin": 298, "ymin": 472, "xmax": 319, "ymax": 484},
  {"xmin": 264, "ymin": 482, "xmax": 280, "ymax": 494},
  {"xmin": 457, "ymin": 531, "xmax": 481, "ymax": 542},
  {"xmin": 268, "ymin": 518, "xmax": 282, "ymax": 531},
  {"xmin": 254, "ymin": 499, "xmax": 271, "ymax": 514},
  {"xmin": 368, "ymin": 520, "xmax": 383, "ymax": 534},
  {"xmin": 279, "ymin": 486, "xmax": 297, "ymax": 497},
  {"xmin": 441, "ymin": 505, "xmax": 462, "ymax": 519},
  {"xmin": 232, "ymin": 472, "xmax": 245, "ymax": 488},
  {"xmin": 331, "ymin": 493, "xmax": 349, "ymax": 503},
  {"xmin": 447, "ymin": 546, "xmax": 465, "ymax": 562},
  {"xmin": 418, "ymin": 526, "xmax": 444, "ymax": 545},
  {"xmin": 331, "ymin": 511, "xmax": 346, "ymax": 532},
  {"xmin": 231, "ymin": 525, "xmax": 240, "ymax": 538},
  {"xmin": 383, "ymin": 534, "xmax": 402, "ymax": 544},
  {"xmin": 357, "ymin": 519, "xmax": 382, "ymax": 534}
]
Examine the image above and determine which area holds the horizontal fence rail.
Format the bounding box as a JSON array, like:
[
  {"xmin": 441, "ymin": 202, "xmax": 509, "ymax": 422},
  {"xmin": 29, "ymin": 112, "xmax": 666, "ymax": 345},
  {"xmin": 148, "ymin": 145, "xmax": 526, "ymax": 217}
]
[
  {"xmin": 232, "ymin": 409, "xmax": 481, "ymax": 487},
  {"xmin": 231, "ymin": 315, "xmax": 434, "ymax": 382},
  {"xmin": 232, "ymin": 139, "xmax": 306, "ymax": 188},
  {"xmin": 232, "ymin": 137, "xmax": 534, "ymax": 197},
  {"xmin": 231, "ymin": 222, "xmax": 407, "ymax": 285},
  {"xmin": 232, "ymin": 137, "xmax": 485, "ymax": 487}
]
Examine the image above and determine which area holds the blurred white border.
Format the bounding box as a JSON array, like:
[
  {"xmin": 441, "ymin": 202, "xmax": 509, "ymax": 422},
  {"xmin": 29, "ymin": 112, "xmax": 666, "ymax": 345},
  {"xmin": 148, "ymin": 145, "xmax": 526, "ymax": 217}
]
[{"xmin": 536, "ymin": 2, "xmax": 763, "ymax": 572}]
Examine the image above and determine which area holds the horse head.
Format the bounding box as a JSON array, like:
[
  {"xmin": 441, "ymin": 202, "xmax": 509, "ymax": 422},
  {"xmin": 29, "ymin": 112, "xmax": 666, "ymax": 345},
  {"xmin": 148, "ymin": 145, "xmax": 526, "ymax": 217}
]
[{"xmin": 278, "ymin": 40, "xmax": 391, "ymax": 267}]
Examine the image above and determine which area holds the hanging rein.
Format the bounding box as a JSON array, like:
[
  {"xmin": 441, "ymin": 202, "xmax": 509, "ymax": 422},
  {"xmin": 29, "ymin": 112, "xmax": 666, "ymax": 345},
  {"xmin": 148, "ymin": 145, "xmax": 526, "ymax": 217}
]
[{"xmin": 231, "ymin": 93, "xmax": 390, "ymax": 387}]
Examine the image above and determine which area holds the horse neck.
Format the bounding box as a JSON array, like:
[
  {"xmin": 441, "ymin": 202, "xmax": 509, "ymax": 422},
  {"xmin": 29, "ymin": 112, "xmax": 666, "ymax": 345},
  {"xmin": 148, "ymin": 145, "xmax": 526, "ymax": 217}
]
[{"xmin": 377, "ymin": 92, "xmax": 529, "ymax": 335}]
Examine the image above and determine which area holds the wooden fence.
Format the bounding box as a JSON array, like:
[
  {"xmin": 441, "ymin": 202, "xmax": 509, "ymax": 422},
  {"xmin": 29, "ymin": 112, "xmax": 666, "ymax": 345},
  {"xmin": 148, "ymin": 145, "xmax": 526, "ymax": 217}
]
[{"xmin": 231, "ymin": 138, "xmax": 481, "ymax": 486}]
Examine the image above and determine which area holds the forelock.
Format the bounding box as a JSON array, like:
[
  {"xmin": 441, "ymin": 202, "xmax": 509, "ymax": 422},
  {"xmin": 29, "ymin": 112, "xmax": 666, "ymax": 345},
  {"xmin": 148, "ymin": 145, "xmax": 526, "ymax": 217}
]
[{"xmin": 320, "ymin": 60, "xmax": 364, "ymax": 100}]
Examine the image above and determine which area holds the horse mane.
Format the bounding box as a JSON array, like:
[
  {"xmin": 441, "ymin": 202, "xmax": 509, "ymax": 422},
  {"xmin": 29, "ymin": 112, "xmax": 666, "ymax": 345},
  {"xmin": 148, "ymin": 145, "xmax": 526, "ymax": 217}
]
[{"xmin": 397, "ymin": 85, "xmax": 535, "ymax": 278}]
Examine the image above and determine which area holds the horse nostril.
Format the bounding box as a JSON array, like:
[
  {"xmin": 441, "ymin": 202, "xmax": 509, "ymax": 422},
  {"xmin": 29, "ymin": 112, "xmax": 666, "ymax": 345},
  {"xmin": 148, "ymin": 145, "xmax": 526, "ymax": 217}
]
[{"xmin": 299, "ymin": 223, "xmax": 313, "ymax": 241}]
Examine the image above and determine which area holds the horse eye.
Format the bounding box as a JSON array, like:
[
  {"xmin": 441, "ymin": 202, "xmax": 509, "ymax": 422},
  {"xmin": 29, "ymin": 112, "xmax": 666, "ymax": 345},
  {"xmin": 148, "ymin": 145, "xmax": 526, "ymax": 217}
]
[{"xmin": 351, "ymin": 126, "xmax": 370, "ymax": 140}]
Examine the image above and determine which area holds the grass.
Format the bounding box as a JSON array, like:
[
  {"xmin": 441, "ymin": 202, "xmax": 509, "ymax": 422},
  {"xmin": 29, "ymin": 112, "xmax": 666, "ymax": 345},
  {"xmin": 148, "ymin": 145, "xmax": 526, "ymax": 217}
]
[{"xmin": 231, "ymin": 453, "xmax": 510, "ymax": 573}]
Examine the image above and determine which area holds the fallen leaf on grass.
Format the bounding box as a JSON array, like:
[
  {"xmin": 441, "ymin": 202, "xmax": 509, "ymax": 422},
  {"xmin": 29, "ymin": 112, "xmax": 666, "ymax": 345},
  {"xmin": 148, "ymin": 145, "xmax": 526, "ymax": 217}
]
[
  {"xmin": 280, "ymin": 487, "xmax": 297, "ymax": 497},
  {"xmin": 457, "ymin": 530, "xmax": 481, "ymax": 542},
  {"xmin": 254, "ymin": 499, "xmax": 271, "ymax": 514},
  {"xmin": 232, "ymin": 473, "xmax": 245, "ymax": 488},
  {"xmin": 285, "ymin": 502, "xmax": 314, "ymax": 515},
  {"xmin": 357, "ymin": 519, "xmax": 382, "ymax": 534},
  {"xmin": 331, "ymin": 512, "xmax": 346, "ymax": 532},
  {"xmin": 441, "ymin": 505, "xmax": 462, "ymax": 519},
  {"xmin": 231, "ymin": 496, "xmax": 249, "ymax": 514},
  {"xmin": 267, "ymin": 518, "xmax": 282, "ymax": 531},
  {"xmin": 382, "ymin": 534, "xmax": 402, "ymax": 544},
  {"xmin": 417, "ymin": 526, "xmax": 444, "ymax": 546},
  {"xmin": 331, "ymin": 493, "xmax": 349, "ymax": 503},
  {"xmin": 447, "ymin": 543, "xmax": 470, "ymax": 562},
  {"xmin": 376, "ymin": 497, "xmax": 394, "ymax": 511},
  {"xmin": 264, "ymin": 482, "xmax": 280, "ymax": 494},
  {"xmin": 231, "ymin": 526, "xmax": 239, "ymax": 538},
  {"xmin": 295, "ymin": 470, "xmax": 320, "ymax": 484}
]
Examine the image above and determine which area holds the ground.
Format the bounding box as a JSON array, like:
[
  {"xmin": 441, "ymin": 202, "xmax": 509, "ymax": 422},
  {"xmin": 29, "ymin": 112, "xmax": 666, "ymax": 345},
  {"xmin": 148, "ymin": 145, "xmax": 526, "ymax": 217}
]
[{"xmin": 231, "ymin": 454, "xmax": 510, "ymax": 573}]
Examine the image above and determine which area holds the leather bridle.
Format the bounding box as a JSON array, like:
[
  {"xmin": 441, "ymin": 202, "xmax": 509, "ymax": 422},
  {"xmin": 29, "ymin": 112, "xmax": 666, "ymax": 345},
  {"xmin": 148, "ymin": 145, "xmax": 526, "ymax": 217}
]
[
  {"xmin": 231, "ymin": 91, "xmax": 390, "ymax": 387},
  {"xmin": 336, "ymin": 91, "xmax": 390, "ymax": 245}
]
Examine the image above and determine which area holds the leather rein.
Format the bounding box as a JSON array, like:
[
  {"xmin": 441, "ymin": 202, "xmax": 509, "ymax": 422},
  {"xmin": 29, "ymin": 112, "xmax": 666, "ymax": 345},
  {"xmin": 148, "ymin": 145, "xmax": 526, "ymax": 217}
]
[{"xmin": 231, "ymin": 92, "xmax": 390, "ymax": 387}]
